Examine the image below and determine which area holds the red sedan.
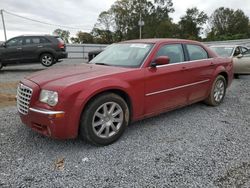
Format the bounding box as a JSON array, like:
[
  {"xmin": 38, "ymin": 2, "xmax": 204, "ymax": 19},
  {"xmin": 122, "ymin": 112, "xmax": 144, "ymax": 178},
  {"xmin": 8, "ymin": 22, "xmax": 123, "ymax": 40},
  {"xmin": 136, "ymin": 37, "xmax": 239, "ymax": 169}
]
[{"xmin": 17, "ymin": 39, "xmax": 233, "ymax": 145}]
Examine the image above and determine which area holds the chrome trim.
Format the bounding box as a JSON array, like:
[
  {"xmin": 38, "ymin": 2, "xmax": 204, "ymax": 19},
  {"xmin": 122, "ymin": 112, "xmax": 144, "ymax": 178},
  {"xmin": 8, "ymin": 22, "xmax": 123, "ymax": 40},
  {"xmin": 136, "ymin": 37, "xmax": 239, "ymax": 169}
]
[
  {"xmin": 146, "ymin": 79, "xmax": 210, "ymax": 96},
  {"xmin": 29, "ymin": 108, "xmax": 65, "ymax": 115},
  {"xmin": 154, "ymin": 58, "xmax": 214, "ymax": 68},
  {"xmin": 17, "ymin": 83, "xmax": 33, "ymax": 115}
]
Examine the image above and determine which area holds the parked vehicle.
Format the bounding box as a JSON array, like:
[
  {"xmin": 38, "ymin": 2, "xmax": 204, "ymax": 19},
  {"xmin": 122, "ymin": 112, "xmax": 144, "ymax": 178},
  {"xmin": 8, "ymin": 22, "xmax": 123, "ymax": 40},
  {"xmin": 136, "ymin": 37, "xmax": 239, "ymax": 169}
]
[
  {"xmin": 210, "ymin": 45, "xmax": 250, "ymax": 77},
  {"xmin": 88, "ymin": 49, "xmax": 103, "ymax": 61},
  {"xmin": 17, "ymin": 39, "xmax": 233, "ymax": 146},
  {"xmin": 0, "ymin": 35, "xmax": 68, "ymax": 70}
]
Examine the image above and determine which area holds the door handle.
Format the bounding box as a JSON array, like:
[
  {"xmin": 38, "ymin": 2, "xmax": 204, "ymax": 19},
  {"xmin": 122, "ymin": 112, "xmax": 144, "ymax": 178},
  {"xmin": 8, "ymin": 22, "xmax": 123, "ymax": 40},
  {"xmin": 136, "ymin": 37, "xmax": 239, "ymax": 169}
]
[{"xmin": 16, "ymin": 47, "xmax": 22, "ymax": 50}]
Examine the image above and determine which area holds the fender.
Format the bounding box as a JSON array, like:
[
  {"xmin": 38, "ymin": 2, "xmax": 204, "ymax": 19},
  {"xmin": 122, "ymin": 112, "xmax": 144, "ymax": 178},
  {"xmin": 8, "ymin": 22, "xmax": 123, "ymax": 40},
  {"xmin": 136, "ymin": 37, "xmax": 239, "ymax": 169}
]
[
  {"xmin": 66, "ymin": 77, "xmax": 143, "ymax": 132},
  {"xmin": 208, "ymin": 65, "xmax": 228, "ymax": 92},
  {"xmin": 38, "ymin": 48, "xmax": 56, "ymax": 59}
]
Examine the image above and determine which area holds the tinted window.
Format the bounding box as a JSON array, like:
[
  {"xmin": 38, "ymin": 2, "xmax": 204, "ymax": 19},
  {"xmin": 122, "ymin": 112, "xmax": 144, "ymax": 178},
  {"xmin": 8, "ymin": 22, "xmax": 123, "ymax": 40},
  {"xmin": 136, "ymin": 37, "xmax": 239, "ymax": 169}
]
[
  {"xmin": 6, "ymin": 38, "xmax": 23, "ymax": 47},
  {"xmin": 56, "ymin": 37, "xmax": 64, "ymax": 44},
  {"xmin": 187, "ymin": 44, "xmax": 208, "ymax": 60},
  {"xmin": 240, "ymin": 47, "xmax": 250, "ymax": 55},
  {"xmin": 156, "ymin": 44, "xmax": 184, "ymax": 64},
  {"xmin": 24, "ymin": 38, "xmax": 32, "ymax": 45},
  {"xmin": 32, "ymin": 38, "xmax": 40, "ymax": 44},
  {"xmin": 40, "ymin": 37, "xmax": 50, "ymax": 43}
]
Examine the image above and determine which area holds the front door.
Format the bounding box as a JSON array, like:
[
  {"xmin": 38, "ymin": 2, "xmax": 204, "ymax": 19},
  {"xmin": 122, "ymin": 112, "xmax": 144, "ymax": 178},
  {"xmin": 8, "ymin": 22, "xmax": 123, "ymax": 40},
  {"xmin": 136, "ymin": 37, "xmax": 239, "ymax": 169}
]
[
  {"xmin": 2, "ymin": 37, "xmax": 23, "ymax": 63},
  {"xmin": 144, "ymin": 43, "xmax": 190, "ymax": 115}
]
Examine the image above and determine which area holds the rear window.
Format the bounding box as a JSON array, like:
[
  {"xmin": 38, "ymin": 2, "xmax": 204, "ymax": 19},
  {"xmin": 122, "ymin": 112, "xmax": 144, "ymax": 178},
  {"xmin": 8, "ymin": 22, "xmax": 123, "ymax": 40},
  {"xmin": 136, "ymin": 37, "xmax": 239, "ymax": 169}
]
[
  {"xmin": 40, "ymin": 37, "xmax": 51, "ymax": 43},
  {"xmin": 187, "ymin": 44, "xmax": 208, "ymax": 61},
  {"xmin": 55, "ymin": 37, "xmax": 64, "ymax": 44}
]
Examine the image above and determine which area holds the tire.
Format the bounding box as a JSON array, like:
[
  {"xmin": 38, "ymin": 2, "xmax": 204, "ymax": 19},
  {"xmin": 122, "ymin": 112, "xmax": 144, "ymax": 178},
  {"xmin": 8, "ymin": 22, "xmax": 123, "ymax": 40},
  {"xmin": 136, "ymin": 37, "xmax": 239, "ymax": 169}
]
[
  {"xmin": 205, "ymin": 75, "xmax": 227, "ymax": 106},
  {"xmin": 80, "ymin": 93, "xmax": 130, "ymax": 146},
  {"xmin": 40, "ymin": 53, "xmax": 54, "ymax": 67},
  {"xmin": 234, "ymin": 74, "xmax": 240, "ymax": 79}
]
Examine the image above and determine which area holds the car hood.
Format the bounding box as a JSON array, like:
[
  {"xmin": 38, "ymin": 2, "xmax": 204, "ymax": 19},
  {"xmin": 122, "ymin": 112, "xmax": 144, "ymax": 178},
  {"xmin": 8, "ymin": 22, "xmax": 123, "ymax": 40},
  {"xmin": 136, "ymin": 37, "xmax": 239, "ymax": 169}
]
[{"xmin": 25, "ymin": 64, "xmax": 131, "ymax": 88}]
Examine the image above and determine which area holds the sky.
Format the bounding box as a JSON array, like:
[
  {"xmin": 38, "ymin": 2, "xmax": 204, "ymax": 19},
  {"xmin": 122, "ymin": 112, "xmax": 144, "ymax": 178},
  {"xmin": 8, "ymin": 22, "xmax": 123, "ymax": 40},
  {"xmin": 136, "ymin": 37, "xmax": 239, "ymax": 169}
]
[{"xmin": 0, "ymin": 0, "xmax": 250, "ymax": 41}]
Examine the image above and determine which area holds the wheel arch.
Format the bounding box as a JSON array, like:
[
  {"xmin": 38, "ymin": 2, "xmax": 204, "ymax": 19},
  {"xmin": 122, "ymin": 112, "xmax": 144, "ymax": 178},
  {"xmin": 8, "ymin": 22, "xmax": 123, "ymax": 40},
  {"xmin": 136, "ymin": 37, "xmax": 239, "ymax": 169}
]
[
  {"xmin": 218, "ymin": 71, "xmax": 228, "ymax": 86},
  {"xmin": 38, "ymin": 50, "xmax": 56, "ymax": 59},
  {"xmin": 80, "ymin": 88, "xmax": 133, "ymax": 121}
]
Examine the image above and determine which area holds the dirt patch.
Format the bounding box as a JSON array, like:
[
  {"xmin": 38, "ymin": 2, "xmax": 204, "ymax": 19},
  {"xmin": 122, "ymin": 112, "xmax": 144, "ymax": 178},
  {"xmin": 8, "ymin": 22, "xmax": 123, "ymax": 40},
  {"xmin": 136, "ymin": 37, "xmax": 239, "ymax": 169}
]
[
  {"xmin": 0, "ymin": 82, "xmax": 19, "ymax": 89},
  {"xmin": 0, "ymin": 82, "xmax": 18, "ymax": 108},
  {"xmin": 214, "ymin": 162, "xmax": 250, "ymax": 187},
  {"xmin": 0, "ymin": 93, "xmax": 16, "ymax": 108}
]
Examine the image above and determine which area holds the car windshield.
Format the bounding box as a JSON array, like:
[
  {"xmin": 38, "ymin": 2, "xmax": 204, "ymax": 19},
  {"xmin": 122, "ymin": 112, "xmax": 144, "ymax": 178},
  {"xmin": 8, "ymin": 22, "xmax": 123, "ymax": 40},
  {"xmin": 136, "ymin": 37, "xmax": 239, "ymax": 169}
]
[
  {"xmin": 210, "ymin": 46, "xmax": 234, "ymax": 57},
  {"xmin": 90, "ymin": 43, "xmax": 153, "ymax": 67}
]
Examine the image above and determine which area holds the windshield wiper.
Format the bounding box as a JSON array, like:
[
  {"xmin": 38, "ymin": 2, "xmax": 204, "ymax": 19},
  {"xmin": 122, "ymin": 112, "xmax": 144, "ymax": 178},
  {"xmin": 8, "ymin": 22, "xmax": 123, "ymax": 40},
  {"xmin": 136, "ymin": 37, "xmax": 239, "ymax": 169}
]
[{"xmin": 94, "ymin": 63, "xmax": 110, "ymax": 66}]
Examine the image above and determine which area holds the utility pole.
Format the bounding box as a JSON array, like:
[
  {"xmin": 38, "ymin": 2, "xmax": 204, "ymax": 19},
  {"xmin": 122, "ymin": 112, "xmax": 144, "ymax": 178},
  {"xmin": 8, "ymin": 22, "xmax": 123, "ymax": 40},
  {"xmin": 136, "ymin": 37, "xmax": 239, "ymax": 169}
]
[
  {"xmin": 1, "ymin": 9, "xmax": 7, "ymax": 41},
  {"xmin": 138, "ymin": 0, "xmax": 144, "ymax": 39}
]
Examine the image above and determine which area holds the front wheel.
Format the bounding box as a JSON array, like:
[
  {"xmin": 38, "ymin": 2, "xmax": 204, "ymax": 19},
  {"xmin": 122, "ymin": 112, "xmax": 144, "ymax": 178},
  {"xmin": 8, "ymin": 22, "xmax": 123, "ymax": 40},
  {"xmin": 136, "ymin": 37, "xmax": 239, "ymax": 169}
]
[
  {"xmin": 80, "ymin": 93, "xmax": 130, "ymax": 146},
  {"xmin": 205, "ymin": 75, "xmax": 227, "ymax": 106},
  {"xmin": 40, "ymin": 53, "xmax": 54, "ymax": 67}
]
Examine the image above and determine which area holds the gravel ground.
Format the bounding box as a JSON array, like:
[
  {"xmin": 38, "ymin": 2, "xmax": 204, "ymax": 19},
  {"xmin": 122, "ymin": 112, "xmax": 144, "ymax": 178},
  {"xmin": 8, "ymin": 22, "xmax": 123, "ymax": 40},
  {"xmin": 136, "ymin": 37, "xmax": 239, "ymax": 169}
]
[{"xmin": 0, "ymin": 63, "xmax": 250, "ymax": 187}]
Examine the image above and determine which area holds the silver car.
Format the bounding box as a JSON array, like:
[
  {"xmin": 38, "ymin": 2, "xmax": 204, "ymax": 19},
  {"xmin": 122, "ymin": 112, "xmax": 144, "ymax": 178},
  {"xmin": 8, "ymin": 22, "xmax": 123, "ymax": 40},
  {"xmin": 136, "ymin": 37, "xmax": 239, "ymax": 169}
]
[{"xmin": 210, "ymin": 45, "xmax": 250, "ymax": 77}]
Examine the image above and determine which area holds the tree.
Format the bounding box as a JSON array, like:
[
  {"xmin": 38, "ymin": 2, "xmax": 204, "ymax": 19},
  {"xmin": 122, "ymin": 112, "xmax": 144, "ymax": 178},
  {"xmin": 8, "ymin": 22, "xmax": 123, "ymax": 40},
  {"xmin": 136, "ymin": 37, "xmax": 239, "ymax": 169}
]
[
  {"xmin": 95, "ymin": 11, "xmax": 114, "ymax": 31},
  {"xmin": 207, "ymin": 7, "xmax": 249, "ymax": 40},
  {"xmin": 95, "ymin": 0, "xmax": 175, "ymax": 41},
  {"xmin": 71, "ymin": 31, "xmax": 93, "ymax": 44},
  {"xmin": 53, "ymin": 29, "xmax": 70, "ymax": 43},
  {"xmin": 178, "ymin": 7, "xmax": 208, "ymax": 40},
  {"xmin": 91, "ymin": 28, "xmax": 113, "ymax": 44}
]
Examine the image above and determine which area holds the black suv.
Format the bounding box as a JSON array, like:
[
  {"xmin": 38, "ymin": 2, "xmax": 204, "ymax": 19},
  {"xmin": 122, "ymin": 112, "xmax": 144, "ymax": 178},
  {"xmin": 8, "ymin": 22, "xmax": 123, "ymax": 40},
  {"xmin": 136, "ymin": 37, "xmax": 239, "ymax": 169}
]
[{"xmin": 0, "ymin": 35, "xmax": 68, "ymax": 69}]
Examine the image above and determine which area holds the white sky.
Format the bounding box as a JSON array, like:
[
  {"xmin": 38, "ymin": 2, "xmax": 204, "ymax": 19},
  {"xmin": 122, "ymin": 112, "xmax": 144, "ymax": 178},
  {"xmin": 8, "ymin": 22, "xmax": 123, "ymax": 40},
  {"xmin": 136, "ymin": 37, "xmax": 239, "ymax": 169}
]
[{"xmin": 0, "ymin": 0, "xmax": 250, "ymax": 41}]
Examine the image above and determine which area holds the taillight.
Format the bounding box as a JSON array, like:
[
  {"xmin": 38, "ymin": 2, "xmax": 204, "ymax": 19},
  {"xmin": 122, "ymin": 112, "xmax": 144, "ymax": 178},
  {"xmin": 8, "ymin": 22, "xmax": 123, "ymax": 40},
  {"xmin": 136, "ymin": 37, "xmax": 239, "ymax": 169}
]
[{"xmin": 58, "ymin": 42, "xmax": 65, "ymax": 49}]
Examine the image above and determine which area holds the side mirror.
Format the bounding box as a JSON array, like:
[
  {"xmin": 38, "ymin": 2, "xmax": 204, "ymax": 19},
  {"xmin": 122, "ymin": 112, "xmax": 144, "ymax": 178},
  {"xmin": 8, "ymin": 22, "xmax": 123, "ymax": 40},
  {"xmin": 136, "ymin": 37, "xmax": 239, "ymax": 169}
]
[
  {"xmin": 151, "ymin": 56, "xmax": 170, "ymax": 67},
  {"xmin": 237, "ymin": 54, "xmax": 243, "ymax": 58}
]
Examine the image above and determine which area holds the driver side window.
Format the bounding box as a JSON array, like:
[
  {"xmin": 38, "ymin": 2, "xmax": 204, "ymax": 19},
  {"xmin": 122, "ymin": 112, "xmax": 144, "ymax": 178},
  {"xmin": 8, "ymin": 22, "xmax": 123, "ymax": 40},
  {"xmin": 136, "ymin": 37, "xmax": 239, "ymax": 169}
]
[
  {"xmin": 6, "ymin": 38, "xmax": 23, "ymax": 47},
  {"xmin": 233, "ymin": 47, "xmax": 241, "ymax": 56},
  {"xmin": 156, "ymin": 44, "xmax": 184, "ymax": 64}
]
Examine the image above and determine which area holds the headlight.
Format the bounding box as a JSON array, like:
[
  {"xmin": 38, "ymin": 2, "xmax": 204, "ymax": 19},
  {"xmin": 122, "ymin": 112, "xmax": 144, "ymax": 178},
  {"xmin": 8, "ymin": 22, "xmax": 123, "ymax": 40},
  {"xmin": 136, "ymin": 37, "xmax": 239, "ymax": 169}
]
[{"xmin": 39, "ymin": 90, "xmax": 58, "ymax": 106}]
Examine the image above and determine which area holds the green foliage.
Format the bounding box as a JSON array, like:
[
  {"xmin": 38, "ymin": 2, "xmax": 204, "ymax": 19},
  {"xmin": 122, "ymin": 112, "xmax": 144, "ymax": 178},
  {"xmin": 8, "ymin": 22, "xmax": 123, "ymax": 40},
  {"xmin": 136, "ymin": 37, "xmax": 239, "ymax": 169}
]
[
  {"xmin": 178, "ymin": 7, "xmax": 208, "ymax": 40},
  {"xmin": 71, "ymin": 31, "xmax": 93, "ymax": 44},
  {"xmin": 70, "ymin": 2, "xmax": 250, "ymax": 43},
  {"xmin": 53, "ymin": 29, "xmax": 70, "ymax": 43},
  {"xmin": 207, "ymin": 7, "xmax": 249, "ymax": 41}
]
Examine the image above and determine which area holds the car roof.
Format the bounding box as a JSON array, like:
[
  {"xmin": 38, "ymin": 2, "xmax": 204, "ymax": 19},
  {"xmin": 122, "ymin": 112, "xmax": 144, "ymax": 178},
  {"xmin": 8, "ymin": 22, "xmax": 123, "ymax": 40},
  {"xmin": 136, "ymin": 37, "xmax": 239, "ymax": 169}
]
[
  {"xmin": 15, "ymin": 34, "xmax": 59, "ymax": 38},
  {"xmin": 121, "ymin": 38, "xmax": 204, "ymax": 44},
  {"xmin": 210, "ymin": 45, "xmax": 243, "ymax": 48}
]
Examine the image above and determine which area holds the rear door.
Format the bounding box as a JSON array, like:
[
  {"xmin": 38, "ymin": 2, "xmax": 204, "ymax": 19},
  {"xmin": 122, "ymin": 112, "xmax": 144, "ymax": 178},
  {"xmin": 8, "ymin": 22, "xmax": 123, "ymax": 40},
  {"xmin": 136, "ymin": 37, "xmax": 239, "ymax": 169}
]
[
  {"xmin": 2, "ymin": 37, "xmax": 23, "ymax": 63},
  {"xmin": 183, "ymin": 44, "xmax": 214, "ymax": 103},
  {"xmin": 22, "ymin": 37, "xmax": 37, "ymax": 61}
]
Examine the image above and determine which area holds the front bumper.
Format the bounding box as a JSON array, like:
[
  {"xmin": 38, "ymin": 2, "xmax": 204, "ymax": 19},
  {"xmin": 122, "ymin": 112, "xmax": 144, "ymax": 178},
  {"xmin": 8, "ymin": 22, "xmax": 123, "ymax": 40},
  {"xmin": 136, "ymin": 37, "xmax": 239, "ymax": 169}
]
[{"xmin": 19, "ymin": 107, "xmax": 72, "ymax": 139}]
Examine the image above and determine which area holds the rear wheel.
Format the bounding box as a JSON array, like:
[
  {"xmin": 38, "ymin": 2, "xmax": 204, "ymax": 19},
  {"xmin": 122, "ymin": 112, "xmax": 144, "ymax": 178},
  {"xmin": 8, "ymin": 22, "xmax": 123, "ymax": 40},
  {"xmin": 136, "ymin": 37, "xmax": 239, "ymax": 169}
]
[
  {"xmin": 205, "ymin": 75, "xmax": 226, "ymax": 106},
  {"xmin": 80, "ymin": 93, "xmax": 130, "ymax": 146},
  {"xmin": 40, "ymin": 53, "xmax": 54, "ymax": 67}
]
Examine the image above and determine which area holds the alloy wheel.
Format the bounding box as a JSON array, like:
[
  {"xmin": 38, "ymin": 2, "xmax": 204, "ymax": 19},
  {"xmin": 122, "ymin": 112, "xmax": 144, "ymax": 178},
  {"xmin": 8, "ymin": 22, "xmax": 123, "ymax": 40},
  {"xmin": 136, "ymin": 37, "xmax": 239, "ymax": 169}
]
[
  {"xmin": 42, "ymin": 55, "xmax": 52, "ymax": 66},
  {"xmin": 213, "ymin": 79, "xmax": 225, "ymax": 102},
  {"xmin": 92, "ymin": 102, "xmax": 124, "ymax": 139}
]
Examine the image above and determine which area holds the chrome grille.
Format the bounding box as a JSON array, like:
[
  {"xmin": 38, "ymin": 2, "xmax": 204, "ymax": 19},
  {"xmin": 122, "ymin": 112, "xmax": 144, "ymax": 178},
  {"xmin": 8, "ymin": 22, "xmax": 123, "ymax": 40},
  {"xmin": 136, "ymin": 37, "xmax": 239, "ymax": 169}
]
[{"xmin": 17, "ymin": 83, "xmax": 33, "ymax": 115}]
